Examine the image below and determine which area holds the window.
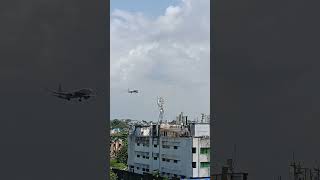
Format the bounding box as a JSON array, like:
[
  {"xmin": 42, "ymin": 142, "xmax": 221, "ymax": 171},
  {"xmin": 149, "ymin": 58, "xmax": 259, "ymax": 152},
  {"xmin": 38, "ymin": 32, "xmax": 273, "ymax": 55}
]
[
  {"xmin": 200, "ymin": 148, "xmax": 210, "ymax": 154},
  {"xmin": 174, "ymin": 146, "xmax": 178, "ymax": 149},
  {"xmin": 166, "ymin": 159, "xmax": 170, "ymax": 162},
  {"xmin": 163, "ymin": 131, "xmax": 167, "ymax": 136},
  {"xmin": 130, "ymin": 165, "xmax": 134, "ymax": 168},
  {"xmin": 142, "ymin": 168, "xmax": 145, "ymax": 171},
  {"xmin": 137, "ymin": 167, "xmax": 140, "ymax": 170},
  {"xmin": 192, "ymin": 162, "xmax": 196, "ymax": 168},
  {"xmin": 137, "ymin": 143, "xmax": 140, "ymax": 146},
  {"xmin": 154, "ymin": 144, "xmax": 157, "ymax": 148},
  {"xmin": 146, "ymin": 156, "xmax": 149, "ymax": 159},
  {"xmin": 137, "ymin": 155, "xmax": 140, "ymax": 158},
  {"xmin": 142, "ymin": 156, "xmax": 145, "ymax": 159},
  {"xmin": 162, "ymin": 158, "xmax": 165, "ymax": 161},
  {"xmin": 200, "ymin": 162, "xmax": 210, "ymax": 168},
  {"xmin": 154, "ymin": 157, "xmax": 158, "ymax": 160},
  {"xmin": 192, "ymin": 147, "xmax": 196, "ymax": 153},
  {"xmin": 174, "ymin": 160, "xmax": 178, "ymax": 163},
  {"xmin": 146, "ymin": 169, "xmax": 149, "ymax": 172},
  {"xmin": 162, "ymin": 145, "xmax": 170, "ymax": 149}
]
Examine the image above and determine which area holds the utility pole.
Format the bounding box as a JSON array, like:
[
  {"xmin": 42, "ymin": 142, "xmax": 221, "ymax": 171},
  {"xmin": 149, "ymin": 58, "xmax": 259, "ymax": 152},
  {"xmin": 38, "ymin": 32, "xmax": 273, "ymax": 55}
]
[
  {"xmin": 232, "ymin": 144, "xmax": 237, "ymax": 172},
  {"xmin": 301, "ymin": 167, "xmax": 308, "ymax": 180},
  {"xmin": 290, "ymin": 152, "xmax": 298, "ymax": 180},
  {"xmin": 314, "ymin": 167, "xmax": 320, "ymax": 180}
]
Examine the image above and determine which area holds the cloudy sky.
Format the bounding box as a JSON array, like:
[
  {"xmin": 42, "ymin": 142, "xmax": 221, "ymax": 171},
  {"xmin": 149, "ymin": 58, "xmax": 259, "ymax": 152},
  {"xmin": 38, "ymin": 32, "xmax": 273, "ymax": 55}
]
[{"xmin": 110, "ymin": 0, "xmax": 210, "ymax": 121}]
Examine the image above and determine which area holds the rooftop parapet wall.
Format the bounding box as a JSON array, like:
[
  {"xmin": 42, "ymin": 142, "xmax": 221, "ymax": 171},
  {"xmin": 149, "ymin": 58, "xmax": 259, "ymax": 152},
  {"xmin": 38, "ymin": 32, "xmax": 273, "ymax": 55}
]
[{"xmin": 129, "ymin": 121, "xmax": 210, "ymax": 138}]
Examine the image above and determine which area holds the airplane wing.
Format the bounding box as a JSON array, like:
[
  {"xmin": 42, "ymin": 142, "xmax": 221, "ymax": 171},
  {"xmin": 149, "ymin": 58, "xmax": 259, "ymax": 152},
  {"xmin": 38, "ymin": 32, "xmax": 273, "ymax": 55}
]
[
  {"xmin": 45, "ymin": 88, "xmax": 74, "ymax": 97},
  {"xmin": 52, "ymin": 92, "xmax": 73, "ymax": 97},
  {"xmin": 54, "ymin": 92, "xmax": 73, "ymax": 96}
]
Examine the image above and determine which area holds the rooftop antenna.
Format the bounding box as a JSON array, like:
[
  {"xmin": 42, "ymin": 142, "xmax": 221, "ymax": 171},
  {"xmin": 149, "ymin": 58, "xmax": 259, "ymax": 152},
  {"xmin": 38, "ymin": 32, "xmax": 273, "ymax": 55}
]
[
  {"xmin": 201, "ymin": 113, "xmax": 205, "ymax": 123},
  {"xmin": 290, "ymin": 152, "xmax": 299, "ymax": 180},
  {"xmin": 232, "ymin": 144, "xmax": 238, "ymax": 171},
  {"xmin": 157, "ymin": 97, "xmax": 164, "ymax": 125},
  {"xmin": 315, "ymin": 160, "xmax": 320, "ymax": 180},
  {"xmin": 156, "ymin": 97, "xmax": 165, "ymax": 174}
]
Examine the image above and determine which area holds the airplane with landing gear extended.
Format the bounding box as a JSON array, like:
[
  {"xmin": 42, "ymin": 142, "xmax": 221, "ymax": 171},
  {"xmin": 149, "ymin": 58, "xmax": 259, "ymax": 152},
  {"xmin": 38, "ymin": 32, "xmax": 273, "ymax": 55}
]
[{"xmin": 46, "ymin": 84, "xmax": 96, "ymax": 101}]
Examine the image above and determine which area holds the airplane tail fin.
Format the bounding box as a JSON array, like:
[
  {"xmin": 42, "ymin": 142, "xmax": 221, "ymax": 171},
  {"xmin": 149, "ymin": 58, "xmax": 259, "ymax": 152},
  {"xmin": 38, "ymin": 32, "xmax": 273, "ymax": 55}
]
[{"xmin": 58, "ymin": 83, "xmax": 62, "ymax": 92}]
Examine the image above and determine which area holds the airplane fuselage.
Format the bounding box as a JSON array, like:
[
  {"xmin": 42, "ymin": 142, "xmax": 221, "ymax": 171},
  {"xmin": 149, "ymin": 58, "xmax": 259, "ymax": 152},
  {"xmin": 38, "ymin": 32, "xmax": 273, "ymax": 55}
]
[
  {"xmin": 48, "ymin": 86, "xmax": 94, "ymax": 101},
  {"xmin": 128, "ymin": 89, "xmax": 138, "ymax": 93}
]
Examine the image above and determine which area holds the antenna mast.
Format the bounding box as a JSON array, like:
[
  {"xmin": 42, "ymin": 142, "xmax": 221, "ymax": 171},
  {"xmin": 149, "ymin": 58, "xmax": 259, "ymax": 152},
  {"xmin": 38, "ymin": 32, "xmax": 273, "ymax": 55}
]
[
  {"xmin": 156, "ymin": 97, "xmax": 165, "ymax": 174},
  {"xmin": 232, "ymin": 144, "xmax": 237, "ymax": 171},
  {"xmin": 157, "ymin": 97, "xmax": 164, "ymax": 124},
  {"xmin": 315, "ymin": 161, "xmax": 320, "ymax": 180}
]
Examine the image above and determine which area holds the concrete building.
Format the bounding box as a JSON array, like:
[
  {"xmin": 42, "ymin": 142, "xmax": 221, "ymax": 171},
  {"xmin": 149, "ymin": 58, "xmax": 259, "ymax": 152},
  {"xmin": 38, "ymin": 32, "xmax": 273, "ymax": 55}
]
[
  {"xmin": 110, "ymin": 128, "xmax": 121, "ymax": 135},
  {"xmin": 127, "ymin": 113, "xmax": 210, "ymax": 179}
]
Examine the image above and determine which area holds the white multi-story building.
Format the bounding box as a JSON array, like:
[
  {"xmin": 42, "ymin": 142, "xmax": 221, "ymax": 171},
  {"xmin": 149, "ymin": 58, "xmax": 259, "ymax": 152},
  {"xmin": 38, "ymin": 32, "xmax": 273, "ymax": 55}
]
[{"xmin": 127, "ymin": 114, "xmax": 210, "ymax": 179}]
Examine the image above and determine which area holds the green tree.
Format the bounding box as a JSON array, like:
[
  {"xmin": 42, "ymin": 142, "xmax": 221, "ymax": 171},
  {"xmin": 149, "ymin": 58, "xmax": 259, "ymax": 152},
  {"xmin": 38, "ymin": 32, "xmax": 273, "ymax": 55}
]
[
  {"xmin": 112, "ymin": 131, "xmax": 128, "ymax": 140},
  {"xmin": 110, "ymin": 159, "xmax": 127, "ymax": 170},
  {"xmin": 152, "ymin": 170, "xmax": 160, "ymax": 178},
  {"xmin": 110, "ymin": 119, "xmax": 128, "ymax": 129},
  {"xmin": 115, "ymin": 138, "xmax": 128, "ymax": 164},
  {"xmin": 110, "ymin": 170, "xmax": 118, "ymax": 180}
]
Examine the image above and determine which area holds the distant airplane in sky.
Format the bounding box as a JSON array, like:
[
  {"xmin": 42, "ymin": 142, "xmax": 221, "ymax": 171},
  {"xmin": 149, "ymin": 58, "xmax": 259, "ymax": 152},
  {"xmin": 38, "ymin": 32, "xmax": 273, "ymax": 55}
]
[
  {"xmin": 128, "ymin": 88, "xmax": 139, "ymax": 94},
  {"xmin": 46, "ymin": 84, "xmax": 95, "ymax": 101}
]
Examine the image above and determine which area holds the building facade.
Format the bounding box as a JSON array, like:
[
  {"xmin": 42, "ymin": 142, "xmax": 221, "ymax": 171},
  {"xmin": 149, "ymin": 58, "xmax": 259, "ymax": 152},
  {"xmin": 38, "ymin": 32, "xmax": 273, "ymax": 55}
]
[{"xmin": 127, "ymin": 117, "xmax": 210, "ymax": 179}]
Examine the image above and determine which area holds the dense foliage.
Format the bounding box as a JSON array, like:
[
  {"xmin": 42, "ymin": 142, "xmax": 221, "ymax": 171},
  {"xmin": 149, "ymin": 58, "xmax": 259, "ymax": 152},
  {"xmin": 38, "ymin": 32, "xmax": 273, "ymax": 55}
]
[
  {"xmin": 110, "ymin": 170, "xmax": 118, "ymax": 180},
  {"xmin": 110, "ymin": 159, "xmax": 127, "ymax": 170},
  {"xmin": 115, "ymin": 138, "xmax": 128, "ymax": 164},
  {"xmin": 110, "ymin": 119, "xmax": 129, "ymax": 129},
  {"xmin": 110, "ymin": 119, "xmax": 130, "ymax": 176}
]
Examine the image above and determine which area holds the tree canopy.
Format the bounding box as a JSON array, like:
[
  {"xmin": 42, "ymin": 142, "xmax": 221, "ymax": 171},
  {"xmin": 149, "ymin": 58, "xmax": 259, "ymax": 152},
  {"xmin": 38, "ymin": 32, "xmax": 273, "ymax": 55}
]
[
  {"xmin": 115, "ymin": 138, "xmax": 128, "ymax": 164},
  {"xmin": 110, "ymin": 119, "xmax": 129, "ymax": 129},
  {"xmin": 110, "ymin": 159, "xmax": 127, "ymax": 170},
  {"xmin": 110, "ymin": 170, "xmax": 118, "ymax": 180}
]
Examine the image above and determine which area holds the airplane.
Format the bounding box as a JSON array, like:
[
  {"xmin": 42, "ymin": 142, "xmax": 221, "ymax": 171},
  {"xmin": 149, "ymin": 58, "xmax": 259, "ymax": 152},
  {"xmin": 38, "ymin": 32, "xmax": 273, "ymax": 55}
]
[
  {"xmin": 128, "ymin": 88, "xmax": 139, "ymax": 94},
  {"xmin": 46, "ymin": 84, "xmax": 96, "ymax": 101}
]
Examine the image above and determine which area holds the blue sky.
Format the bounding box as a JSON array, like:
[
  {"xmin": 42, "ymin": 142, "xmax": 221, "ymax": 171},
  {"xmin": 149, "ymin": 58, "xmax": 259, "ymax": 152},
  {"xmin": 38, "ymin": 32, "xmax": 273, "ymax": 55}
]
[{"xmin": 110, "ymin": 0, "xmax": 181, "ymax": 17}]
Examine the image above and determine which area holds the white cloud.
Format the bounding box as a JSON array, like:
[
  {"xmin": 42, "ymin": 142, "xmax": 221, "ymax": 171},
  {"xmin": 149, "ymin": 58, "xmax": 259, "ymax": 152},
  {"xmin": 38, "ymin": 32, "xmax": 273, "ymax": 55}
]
[{"xmin": 110, "ymin": 0, "xmax": 210, "ymax": 121}]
